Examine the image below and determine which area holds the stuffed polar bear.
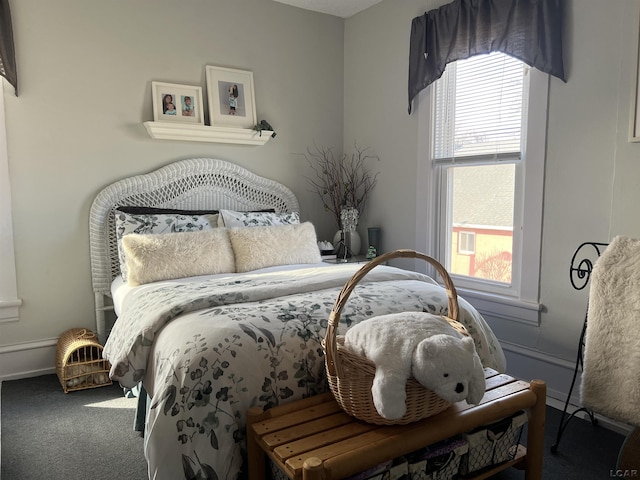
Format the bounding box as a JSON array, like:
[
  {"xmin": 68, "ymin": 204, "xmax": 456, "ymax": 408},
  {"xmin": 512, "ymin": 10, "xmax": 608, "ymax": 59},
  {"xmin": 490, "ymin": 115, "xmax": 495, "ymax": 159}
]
[{"xmin": 344, "ymin": 311, "xmax": 486, "ymax": 420}]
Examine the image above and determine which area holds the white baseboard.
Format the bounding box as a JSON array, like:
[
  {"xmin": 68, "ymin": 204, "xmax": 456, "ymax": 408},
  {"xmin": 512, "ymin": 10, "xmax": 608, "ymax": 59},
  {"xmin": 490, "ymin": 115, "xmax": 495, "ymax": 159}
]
[
  {"xmin": 501, "ymin": 341, "xmax": 633, "ymax": 436},
  {"xmin": 0, "ymin": 338, "xmax": 57, "ymax": 381},
  {"xmin": 500, "ymin": 340, "xmax": 580, "ymax": 401}
]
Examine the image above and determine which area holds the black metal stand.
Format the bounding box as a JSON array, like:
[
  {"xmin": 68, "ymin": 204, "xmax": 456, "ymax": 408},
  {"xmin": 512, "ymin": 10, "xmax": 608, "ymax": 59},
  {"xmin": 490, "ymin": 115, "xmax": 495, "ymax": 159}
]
[{"xmin": 551, "ymin": 241, "xmax": 608, "ymax": 453}]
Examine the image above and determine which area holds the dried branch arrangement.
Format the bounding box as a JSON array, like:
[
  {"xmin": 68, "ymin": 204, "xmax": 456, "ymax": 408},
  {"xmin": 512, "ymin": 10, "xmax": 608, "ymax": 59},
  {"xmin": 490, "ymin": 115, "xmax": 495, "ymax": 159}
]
[{"xmin": 304, "ymin": 144, "xmax": 379, "ymax": 230}]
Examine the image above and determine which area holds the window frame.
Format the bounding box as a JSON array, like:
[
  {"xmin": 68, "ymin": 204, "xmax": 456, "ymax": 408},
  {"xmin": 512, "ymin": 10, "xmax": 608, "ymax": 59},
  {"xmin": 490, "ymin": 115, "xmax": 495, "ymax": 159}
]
[
  {"xmin": 416, "ymin": 61, "xmax": 548, "ymax": 326},
  {"xmin": 0, "ymin": 80, "xmax": 21, "ymax": 323}
]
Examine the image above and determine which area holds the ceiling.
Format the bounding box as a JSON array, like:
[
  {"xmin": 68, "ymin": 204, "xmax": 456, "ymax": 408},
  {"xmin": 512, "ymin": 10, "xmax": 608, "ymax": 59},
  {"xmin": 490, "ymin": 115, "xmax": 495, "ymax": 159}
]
[{"xmin": 272, "ymin": 0, "xmax": 383, "ymax": 18}]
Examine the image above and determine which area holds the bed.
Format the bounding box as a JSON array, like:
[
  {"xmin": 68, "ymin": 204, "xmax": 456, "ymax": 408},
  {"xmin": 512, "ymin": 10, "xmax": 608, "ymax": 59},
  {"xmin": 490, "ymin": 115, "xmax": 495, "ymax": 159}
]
[{"xmin": 89, "ymin": 158, "xmax": 506, "ymax": 480}]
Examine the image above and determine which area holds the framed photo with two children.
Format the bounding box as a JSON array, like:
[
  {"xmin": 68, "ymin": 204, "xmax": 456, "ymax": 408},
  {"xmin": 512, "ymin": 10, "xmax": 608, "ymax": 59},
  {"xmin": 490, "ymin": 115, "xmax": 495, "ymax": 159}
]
[{"xmin": 151, "ymin": 82, "xmax": 204, "ymax": 125}]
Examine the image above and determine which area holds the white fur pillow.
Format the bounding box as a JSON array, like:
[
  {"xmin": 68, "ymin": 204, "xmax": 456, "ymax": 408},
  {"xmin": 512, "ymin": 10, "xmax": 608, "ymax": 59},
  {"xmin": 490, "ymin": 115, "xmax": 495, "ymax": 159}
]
[
  {"xmin": 228, "ymin": 222, "xmax": 322, "ymax": 273},
  {"xmin": 122, "ymin": 229, "xmax": 235, "ymax": 286}
]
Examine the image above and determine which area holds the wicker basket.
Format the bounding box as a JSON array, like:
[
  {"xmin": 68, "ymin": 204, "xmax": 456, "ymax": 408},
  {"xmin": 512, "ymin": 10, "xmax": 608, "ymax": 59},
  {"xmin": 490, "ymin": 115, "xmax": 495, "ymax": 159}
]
[
  {"xmin": 323, "ymin": 249, "xmax": 469, "ymax": 425},
  {"xmin": 56, "ymin": 328, "xmax": 112, "ymax": 393}
]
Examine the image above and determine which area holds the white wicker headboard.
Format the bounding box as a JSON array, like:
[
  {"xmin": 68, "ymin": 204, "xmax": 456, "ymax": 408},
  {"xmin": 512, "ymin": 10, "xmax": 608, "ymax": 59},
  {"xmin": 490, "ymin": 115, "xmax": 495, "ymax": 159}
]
[{"xmin": 89, "ymin": 157, "xmax": 299, "ymax": 342}]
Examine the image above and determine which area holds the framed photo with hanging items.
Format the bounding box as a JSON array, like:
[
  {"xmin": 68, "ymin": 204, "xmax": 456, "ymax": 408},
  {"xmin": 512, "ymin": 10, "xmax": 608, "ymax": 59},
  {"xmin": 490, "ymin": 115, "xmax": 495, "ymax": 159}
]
[
  {"xmin": 205, "ymin": 66, "xmax": 257, "ymax": 129},
  {"xmin": 151, "ymin": 81, "xmax": 204, "ymax": 125}
]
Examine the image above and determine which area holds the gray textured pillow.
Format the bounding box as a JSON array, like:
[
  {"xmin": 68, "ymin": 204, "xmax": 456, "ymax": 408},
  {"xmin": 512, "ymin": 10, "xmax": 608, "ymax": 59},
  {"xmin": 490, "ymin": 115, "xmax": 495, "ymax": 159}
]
[
  {"xmin": 219, "ymin": 210, "xmax": 300, "ymax": 227},
  {"xmin": 122, "ymin": 228, "xmax": 235, "ymax": 286},
  {"xmin": 228, "ymin": 222, "xmax": 322, "ymax": 273}
]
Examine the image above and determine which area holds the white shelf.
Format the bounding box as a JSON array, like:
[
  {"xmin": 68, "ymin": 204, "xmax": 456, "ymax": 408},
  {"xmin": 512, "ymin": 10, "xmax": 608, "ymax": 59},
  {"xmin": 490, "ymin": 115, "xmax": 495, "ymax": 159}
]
[{"xmin": 143, "ymin": 121, "xmax": 274, "ymax": 145}]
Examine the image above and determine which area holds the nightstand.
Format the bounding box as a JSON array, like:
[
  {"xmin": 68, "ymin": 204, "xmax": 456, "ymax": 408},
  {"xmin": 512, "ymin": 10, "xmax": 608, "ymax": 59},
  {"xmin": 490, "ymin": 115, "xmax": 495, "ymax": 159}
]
[{"xmin": 322, "ymin": 255, "xmax": 370, "ymax": 264}]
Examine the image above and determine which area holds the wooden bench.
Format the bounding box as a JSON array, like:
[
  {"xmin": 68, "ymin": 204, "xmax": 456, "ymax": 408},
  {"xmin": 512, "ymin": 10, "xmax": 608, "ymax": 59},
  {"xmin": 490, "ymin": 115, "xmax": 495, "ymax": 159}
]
[{"xmin": 246, "ymin": 369, "xmax": 546, "ymax": 480}]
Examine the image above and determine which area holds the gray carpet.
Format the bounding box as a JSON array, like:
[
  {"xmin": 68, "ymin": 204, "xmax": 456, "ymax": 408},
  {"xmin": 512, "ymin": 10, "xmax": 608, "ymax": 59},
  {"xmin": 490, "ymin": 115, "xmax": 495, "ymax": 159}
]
[
  {"xmin": 0, "ymin": 374, "xmax": 629, "ymax": 479},
  {"xmin": 1, "ymin": 374, "xmax": 147, "ymax": 480},
  {"xmin": 491, "ymin": 406, "xmax": 626, "ymax": 479}
]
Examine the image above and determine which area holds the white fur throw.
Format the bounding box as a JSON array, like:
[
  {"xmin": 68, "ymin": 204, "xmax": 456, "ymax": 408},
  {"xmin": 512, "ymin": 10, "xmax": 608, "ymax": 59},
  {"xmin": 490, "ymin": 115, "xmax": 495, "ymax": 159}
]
[
  {"xmin": 580, "ymin": 235, "xmax": 640, "ymax": 426},
  {"xmin": 228, "ymin": 222, "xmax": 322, "ymax": 273},
  {"xmin": 122, "ymin": 229, "xmax": 235, "ymax": 286}
]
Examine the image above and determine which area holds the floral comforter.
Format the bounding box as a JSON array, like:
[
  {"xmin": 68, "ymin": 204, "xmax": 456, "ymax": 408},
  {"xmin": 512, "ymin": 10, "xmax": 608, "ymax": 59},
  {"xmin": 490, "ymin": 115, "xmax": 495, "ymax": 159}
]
[{"xmin": 103, "ymin": 263, "xmax": 505, "ymax": 480}]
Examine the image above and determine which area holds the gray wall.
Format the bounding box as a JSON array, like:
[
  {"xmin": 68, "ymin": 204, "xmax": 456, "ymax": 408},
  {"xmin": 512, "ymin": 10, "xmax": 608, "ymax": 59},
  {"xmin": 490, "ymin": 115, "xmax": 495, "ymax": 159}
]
[
  {"xmin": 344, "ymin": 0, "xmax": 640, "ymax": 399},
  {"xmin": 1, "ymin": 0, "xmax": 343, "ymax": 350}
]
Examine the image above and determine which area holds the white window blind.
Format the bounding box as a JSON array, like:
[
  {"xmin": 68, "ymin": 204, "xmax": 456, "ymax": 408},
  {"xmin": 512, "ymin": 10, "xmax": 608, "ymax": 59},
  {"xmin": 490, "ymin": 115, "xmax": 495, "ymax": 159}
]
[{"xmin": 434, "ymin": 52, "xmax": 525, "ymax": 162}]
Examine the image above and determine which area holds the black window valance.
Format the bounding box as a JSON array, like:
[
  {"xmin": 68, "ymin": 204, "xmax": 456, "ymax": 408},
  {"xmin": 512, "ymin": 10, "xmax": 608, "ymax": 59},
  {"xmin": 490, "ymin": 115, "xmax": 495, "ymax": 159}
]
[
  {"xmin": 408, "ymin": 0, "xmax": 566, "ymax": 113},
  {"xmin": 0, "ymin": 0, "xmax": 17, "ymax": 95}
]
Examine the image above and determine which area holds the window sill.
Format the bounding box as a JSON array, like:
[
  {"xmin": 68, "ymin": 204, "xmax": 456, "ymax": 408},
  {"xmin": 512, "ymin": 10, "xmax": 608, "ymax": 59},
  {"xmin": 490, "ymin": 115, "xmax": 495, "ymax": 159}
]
[{"xmin": 456, "ymin": 287, "xmax": 541, "ymax": 326}]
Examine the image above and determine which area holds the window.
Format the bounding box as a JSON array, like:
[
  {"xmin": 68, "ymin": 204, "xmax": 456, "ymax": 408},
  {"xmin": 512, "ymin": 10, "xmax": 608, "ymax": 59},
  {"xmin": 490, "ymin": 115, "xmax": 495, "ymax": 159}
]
[
  {"xmin": 457, "ymin": 231, "xmax": 475, "ymax": 255},
  {"xmin": 0, "ymin": 80, "xmax": 21, "ymax": 323},
  {"xmin": 417, "ymin": 52, "xmax": 547, "ymax": 324}
]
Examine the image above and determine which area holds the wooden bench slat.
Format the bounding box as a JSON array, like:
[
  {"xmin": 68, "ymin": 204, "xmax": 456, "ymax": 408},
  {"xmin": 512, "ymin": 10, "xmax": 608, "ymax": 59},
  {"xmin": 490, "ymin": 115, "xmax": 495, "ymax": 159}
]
[
  {"xmin": 252, "ymin": 400, "xmax": 342, "ymax": 436},
  {"xmin": 285, "ymin": 426, "xmax": 402, "ymax": 471},
  {"xmin": 275, "ymin": 422, "xmax": 377, "ymax": 460},
  {"xmin": 261, "ymin": 412, "xmax": 359, "ymax": 448},
  {"xmin": 484, "ymin": 373, "xmax": 518, "ymax": 391}
]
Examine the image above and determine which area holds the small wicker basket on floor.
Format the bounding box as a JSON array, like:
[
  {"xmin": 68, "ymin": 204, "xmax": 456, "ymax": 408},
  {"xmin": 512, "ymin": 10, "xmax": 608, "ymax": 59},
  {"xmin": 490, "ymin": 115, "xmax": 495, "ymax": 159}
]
[
  {"xmin": 323, "ymin": 249, "xmax": 469, "ymax": 425},
  {"xmin": 56, "ymin": 328, "xmax": 112, "ymax": 393}
]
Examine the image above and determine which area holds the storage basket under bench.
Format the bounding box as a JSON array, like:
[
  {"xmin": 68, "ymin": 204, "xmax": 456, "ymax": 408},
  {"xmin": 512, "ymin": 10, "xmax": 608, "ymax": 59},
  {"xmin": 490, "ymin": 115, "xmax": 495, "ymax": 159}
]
[{"xmin": 247, "ymin": 369, "xmax": 546, "ymax": 480}]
